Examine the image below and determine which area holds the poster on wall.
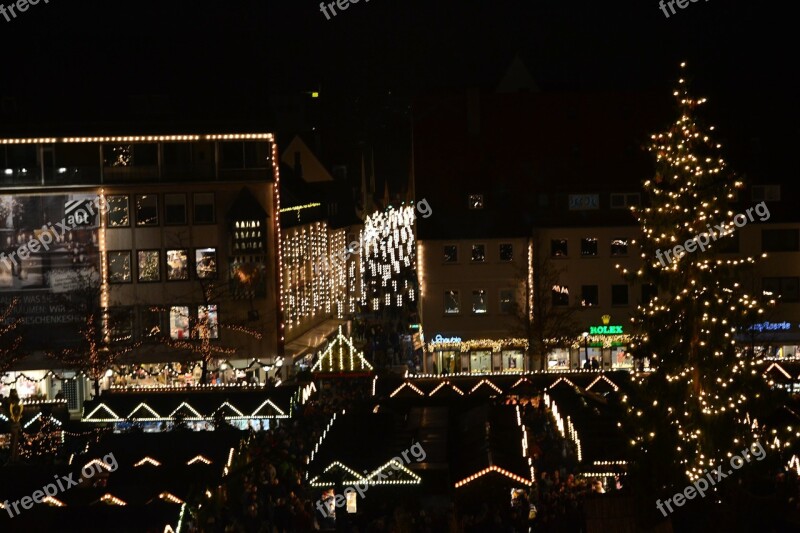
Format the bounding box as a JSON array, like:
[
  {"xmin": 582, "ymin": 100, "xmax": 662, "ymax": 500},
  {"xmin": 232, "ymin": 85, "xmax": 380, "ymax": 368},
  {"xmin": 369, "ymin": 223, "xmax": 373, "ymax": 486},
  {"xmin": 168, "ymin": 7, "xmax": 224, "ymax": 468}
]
[{"xmin": 0, "ymin": 193, "xmax": 100, "ymax": 349}]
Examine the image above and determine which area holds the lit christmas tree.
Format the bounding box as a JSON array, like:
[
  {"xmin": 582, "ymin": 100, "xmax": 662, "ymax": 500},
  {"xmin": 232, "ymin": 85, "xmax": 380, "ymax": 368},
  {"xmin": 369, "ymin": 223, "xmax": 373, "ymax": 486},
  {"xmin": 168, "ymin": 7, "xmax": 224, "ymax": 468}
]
[{"xmin": 626, "ymin": 63, "xmax": 781, "ymax": 489}]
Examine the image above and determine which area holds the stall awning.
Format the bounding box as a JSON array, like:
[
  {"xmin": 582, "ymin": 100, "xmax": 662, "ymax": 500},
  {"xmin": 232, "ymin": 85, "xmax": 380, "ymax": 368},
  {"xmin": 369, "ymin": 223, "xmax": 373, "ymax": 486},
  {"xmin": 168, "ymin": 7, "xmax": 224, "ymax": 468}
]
[{"xmin": 285, "ymin": 319, "xmax": 349, "ymax": 362}]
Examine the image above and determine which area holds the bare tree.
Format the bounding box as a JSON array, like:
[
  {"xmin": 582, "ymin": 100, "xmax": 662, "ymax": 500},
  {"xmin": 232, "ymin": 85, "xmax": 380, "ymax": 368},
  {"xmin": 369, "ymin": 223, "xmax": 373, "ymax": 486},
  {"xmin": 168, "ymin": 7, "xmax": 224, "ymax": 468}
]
[
  {"xmin": 513, "ymin": 236, "xmax": 582, "ymax": 370},
  {"xmin": 0, "ymin": 297, "xmax": 23, "ymax": 374}
]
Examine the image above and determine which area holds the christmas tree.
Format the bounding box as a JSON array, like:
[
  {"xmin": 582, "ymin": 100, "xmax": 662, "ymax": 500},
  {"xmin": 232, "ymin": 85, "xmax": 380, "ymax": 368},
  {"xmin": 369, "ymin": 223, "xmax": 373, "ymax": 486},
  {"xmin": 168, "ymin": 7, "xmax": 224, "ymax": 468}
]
[{"xmin": 626, "ymin": 63, "xmax": 779, "ymax": 490}]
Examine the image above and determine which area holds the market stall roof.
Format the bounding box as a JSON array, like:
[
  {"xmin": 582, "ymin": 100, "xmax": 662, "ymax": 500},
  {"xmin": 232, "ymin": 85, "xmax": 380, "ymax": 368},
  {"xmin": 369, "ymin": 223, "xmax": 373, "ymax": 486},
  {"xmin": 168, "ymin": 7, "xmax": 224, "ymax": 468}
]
[
  {"xmin": 81, "ymin": 387, "xmax": 294, "ymax": 423},
  {"xmin": 311, "ymin": 326, "xmax": 373, "ymax": 376},
  {"xmin": 285, "ymin": 318, "xmax": 348, "ymax": 363}
]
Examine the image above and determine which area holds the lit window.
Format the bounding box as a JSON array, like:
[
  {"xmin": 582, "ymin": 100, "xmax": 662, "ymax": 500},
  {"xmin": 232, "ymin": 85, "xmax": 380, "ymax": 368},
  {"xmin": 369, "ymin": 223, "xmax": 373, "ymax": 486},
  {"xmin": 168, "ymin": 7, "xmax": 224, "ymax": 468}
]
[
  {"xmin": 471, "ymin": 244, "xmax": 485, "ymax": 262},
  {"xmin": 552, "ymin": 285, "xmax": 569, "ymax": 306},
  {"xmin": 137, "ymin": 250, "xmax": 161, "ymax": 282},
  {"xmin": 499, "ymin": 244, "xmax": 513, "ymax": 262},
  {"xmin": 468, "ymin": 194, "xmax": 484, "ymax": 209},
  {"xmin": 166, "ymin": 249, "xmax": 189, "ymax": 281},
  {"xmin": 170, "ymin": 306, "xmax": 190, "ymax": 340},
  {"xmin": 472, "ymin": 290, "xmax": 487, "ymax": 314},
  {"xmin": 196, "ymin": 305, "xmax": 219, "ymax": 339},
  {"xmin": 581, "ymin": 238, "xmax": 598, "ymax": 256},
  {"xmin": 444, "ymin": 291, "xmax": 460, "ymax": 314},
  {"xmin": 195, "ymin": 248, "xmax": 217, "ymax": 279}
]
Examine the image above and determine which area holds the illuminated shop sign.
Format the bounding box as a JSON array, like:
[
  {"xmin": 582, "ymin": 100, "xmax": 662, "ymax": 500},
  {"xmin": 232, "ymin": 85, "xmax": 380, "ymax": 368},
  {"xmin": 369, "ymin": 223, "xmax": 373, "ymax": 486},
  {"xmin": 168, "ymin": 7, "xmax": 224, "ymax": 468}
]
[
  {"xmin": 589, "ymin": 325, "xmax": 623, "ymax": 335},
  {"xmin": 747, "ymin": 321, "xmax": 792, "ymax": 332},
  {"xmin": 432, "ymin": 334, "xmax": 462, "ymax": 344}
]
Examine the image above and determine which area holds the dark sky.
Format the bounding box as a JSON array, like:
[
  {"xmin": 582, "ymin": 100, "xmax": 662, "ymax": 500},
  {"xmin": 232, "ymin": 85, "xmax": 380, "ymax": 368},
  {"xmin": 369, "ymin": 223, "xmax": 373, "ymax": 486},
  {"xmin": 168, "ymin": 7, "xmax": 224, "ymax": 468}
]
[{"xmin": 0, "ymin": 0, "xmax": 795, "ymax": 185}]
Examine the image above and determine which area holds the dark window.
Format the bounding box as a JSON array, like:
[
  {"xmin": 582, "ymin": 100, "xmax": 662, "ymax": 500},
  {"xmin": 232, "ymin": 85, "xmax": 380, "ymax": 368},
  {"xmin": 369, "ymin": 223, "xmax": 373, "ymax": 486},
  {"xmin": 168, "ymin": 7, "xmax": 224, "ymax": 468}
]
[
  {"xmin": 471, "ymin": 244, "xmax": 485, "ymax": 262},
  {"xmin": 193, "ymin": 193, "xmax": 215, "ymax": 224},
  {"xmin": 164, "ymin": 194, "xmax": 187, "ymax": 225},
  {"xmin": 551, "ymin": 239, "xmax": 568, "ymax": 257},
  {"xmin": 499, "ymin": 289, "xmax": 516, "ymax": 314},
  {"xmin": 443, "ymin": 245, "xmax": 458, "ymax": 263},
  {"xmin": 610, "ymin": 239, "xmax": 628, "ymax": 256},
  {"xmin": 468, "ymin": 194, "xmax": 484, "ymax": 209},
  {"xmin": 581, "ymin": 238, "xmax": 598, "ymax": 256},
  {"xmin": 612, "ymin": 285, "xmax": 629, "ymax": 306},
  {"xmin": 716, "ymin": 231, "xmax": 740, "ymax": 253},
  {"xmin": 108, "ymin": 251, "xmax": 131, "ymax": 283},
  {"xmin": 762, "ymin": 229, "xmax": 799, "ymax": 252},
  {"xmin": 106, "ymin": 195, "xmax": 130, "ymax": 227},
  {"xmin": 499, "ymin": 244, "xmax": 514, "ymax": 262},
  {"xmin": 135, "ymin": 194, "xmax": 159, "ymax": 226},
  {"xmin": 642, "ymin": 284, "xmax": 658, "ymax": 304},
  {"xmin": 140, "ymin": 307, "xmax": 165, "ymax": 340},
  {"xmin": 581, "ymin": 285, "xmax": 599, "ymax": 307},
  {"xmin": 106, "ymin": 307, "xmax": 134, "ymax": 344},
  {"xmin": 444, "ymin": 291, "xmax": 460, "ymax": 314},
  {"xmin": 552, "ymin": 285, "xmax": 569, "ymax": 306},
  {"xmin": 471, "ymin": 290, "xmax": 487, "ymax": 314},
  {"xmin": 762, "ymin": 277, "xmax": 800, "ymax": 303}
]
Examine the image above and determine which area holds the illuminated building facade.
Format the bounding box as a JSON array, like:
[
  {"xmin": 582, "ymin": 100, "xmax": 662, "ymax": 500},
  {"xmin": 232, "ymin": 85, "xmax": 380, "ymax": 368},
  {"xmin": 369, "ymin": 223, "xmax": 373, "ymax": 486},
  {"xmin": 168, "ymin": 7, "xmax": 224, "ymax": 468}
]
[{"xmin": 0, "ymin": 133, "xmax": 283, "ymax": 412}]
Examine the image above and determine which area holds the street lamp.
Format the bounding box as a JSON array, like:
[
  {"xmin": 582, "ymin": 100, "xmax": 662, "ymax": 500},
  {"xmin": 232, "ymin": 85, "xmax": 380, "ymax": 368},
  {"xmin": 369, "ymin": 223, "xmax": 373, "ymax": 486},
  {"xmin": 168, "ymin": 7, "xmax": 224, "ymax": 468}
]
[{"xmin": 582, "ymin": 332, "xmax": 589, "ymax": 369}]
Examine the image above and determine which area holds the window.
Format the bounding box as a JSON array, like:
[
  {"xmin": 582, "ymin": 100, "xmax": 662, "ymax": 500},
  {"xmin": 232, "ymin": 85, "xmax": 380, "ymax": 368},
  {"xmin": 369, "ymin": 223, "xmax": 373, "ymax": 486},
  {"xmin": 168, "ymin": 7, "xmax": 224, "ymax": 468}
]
[
  {"xmin": 444, "ymin": 290, "xmax": 460, "ymax": 314},
  {"xmin": 469, "ymin": 351, "xmax": 492, "ymax": 372},
  {"xmin": 106, "ymin": 308, "xmax": 134, "ymax": 344},
  {"xmin": 762, "ymin": 229, "xmax": 799, "ymax": 252},
  {"xmin": 610, "ymin": 239, "xmax": 628, "ymax": 256},
  {"xmin": 499, "ymin": 243, "xmax": 513, "ymax": 262},
  {"xmin": 196, "ymin": 305, "xmax": 219, "ymax": 339},
  {"xmin": 135, "ymin": 194, "xmax": 159, "ymax": 226},
  {"xmin": 762, "ymin": 277, "xmax": 800, "ymax": 303},
  {"xmin": 471, "ymin": 244, "xmax": 485, "ymax": 262},
  {"xmin": 468, "ymin": 194, "xmax": 484, "ymax": 209},
  {"xmin": 581, "ymin": 285, "xmax": 599, "ymax": 307},
  {"xmin": 581, "ymin": 238, "xmax": 598, "ymax": 256},
  {"xmin": 642, "ymin": 284, "xmax": 658, "ymax": 304},
  {"xmin": 164, "ymin": 193, "xmax": 187, "ymax": 225},
  {"xmin": 137, "ymin": 250, "xmax": 161, "ymax": 282},
  {"xmin": 169, "ymin": 306, "xmax": 190, "ymax": 340},
  {"xmin": 551, "ymin": 239, "xmax": 568, "ymax": 257},
  {"xmin": 443, "ymin": 245, "xmax": 458, "ymax": 263},
  {"xmin": 193, "ymin": 193, "xmax": 215, "ymax": 224},
  {"xmin": 140, "ymin": 307, "xmax": 165, "ymax": 340},
  {"xmin": 107, "ymin": 251, "xmax": 131, "ymax": 283},
  {"xmin": 106, "ymin": 195, "xmax": 129, "ymax": 227},
  {"xmin": 612, "ymin": 284, "xmax": 629, "ymax": 306},
  {"xmin": 752, "ymin": 185, "xmax": 781, "ymax": 202},
  {"xmin": 472, "ymin": 290, "xmax": 487, "ymax": 314},
  {"xmin": 610, "ymin": 193, "xmax": 640, "ymax": 209},
  {"xmin": 499, "ymin": 289, "xmax": 516, "ymax": 314},
  {"xmin": 195, "ymin": 248, "xmax": 218, "ymax": 279},
  {"xmin": 552, "ymin": 285, "xmax": 569, "ymax": 306},
  {"xmin": 503, "ymin": 350, "xmax": 524, "ymax": 371},
  {"xmin": 166, "ymin": 249, "xmax": 190, "ymax": 281}
]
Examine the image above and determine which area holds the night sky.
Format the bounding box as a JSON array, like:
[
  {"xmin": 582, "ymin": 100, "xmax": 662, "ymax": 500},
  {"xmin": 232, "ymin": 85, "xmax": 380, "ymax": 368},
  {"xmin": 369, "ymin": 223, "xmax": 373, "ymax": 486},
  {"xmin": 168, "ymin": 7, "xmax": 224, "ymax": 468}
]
[{"xmin": 0, "ymin": 0, "xmax": 795, "ymax": 186}]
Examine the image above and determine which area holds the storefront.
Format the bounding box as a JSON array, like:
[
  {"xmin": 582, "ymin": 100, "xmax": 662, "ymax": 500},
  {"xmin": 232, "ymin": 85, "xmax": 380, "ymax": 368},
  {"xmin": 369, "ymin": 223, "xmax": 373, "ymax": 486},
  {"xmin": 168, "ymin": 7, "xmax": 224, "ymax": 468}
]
[
  {"xmin": 426, "ymin": 335, "xmax": 529, "ymax": 374},
  {"xmin": 736, "ymin": 321, "xmax": 800, "ymax": 360}
]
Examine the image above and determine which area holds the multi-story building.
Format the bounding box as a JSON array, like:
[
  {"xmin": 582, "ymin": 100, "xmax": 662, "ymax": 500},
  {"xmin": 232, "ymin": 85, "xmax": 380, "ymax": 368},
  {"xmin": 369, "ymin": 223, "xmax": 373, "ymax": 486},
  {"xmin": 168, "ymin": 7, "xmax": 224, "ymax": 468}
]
[
  {"xmin": 0, "ymin": 132, "xmax": 284, "ymax": 413},
  {"xmin": 414, "ymin": 78, "xmax": 800, "ymax": 374}
]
